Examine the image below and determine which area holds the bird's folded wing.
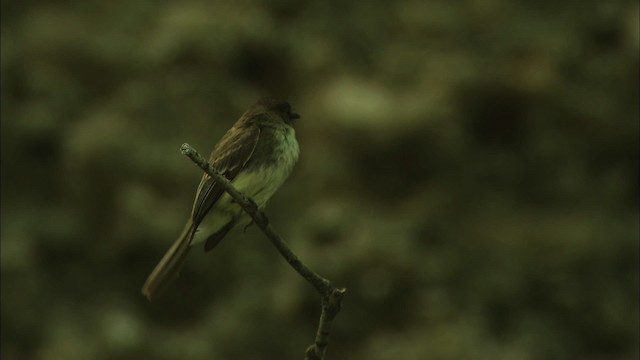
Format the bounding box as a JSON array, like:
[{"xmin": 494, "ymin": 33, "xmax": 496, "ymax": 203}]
[{"xmin": 191, "ymin": 123, "xmax": 261, "ymax": 225}]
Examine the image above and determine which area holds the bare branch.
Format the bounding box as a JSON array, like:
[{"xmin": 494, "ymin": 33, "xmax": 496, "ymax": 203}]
[
  {"xmin": 305, "ymin": 288, "xmax": 346, "ymax": 360},
  {"xmin": 180, "ymin": 143, "xmax": 345, "ymax": 360}
]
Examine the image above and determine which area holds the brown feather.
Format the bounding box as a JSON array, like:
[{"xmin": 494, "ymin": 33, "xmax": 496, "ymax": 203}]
[
  {"xmin": 204, "ymin": 219, "xmax": 238, "ymax": 252},
  {"xmin": 141, "ymin": 121, "xmax": 260, "ymax": 301},
  {"xmin": 141, "ymin": 220, "xmax": 196, "ymax": 301},
  {"xmin": 191, "ymin": 124, "xmax": 260, "ymax": 224}
]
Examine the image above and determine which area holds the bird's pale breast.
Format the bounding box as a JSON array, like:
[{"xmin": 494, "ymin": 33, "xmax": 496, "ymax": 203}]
[{"xmin": 191, "ymin": 125, "xmax": 299, "ymax": 244}]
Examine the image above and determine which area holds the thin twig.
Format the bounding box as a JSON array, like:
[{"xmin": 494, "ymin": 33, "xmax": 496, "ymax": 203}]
[
  {"xmin": 180, "ymin": 143, "xmax": 345, "ymax": 360},
  {"xmin": 305, "ymin": 288, "xmax": 346, "ymax": 360}
]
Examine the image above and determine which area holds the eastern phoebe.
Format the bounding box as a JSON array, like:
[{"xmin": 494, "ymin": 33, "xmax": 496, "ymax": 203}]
[{"xmin": 142, "ymin": 98, "xmax": 300, "ymax": 301}]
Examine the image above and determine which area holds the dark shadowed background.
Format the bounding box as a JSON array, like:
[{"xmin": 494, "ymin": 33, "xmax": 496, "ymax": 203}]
[{"xmin": 1, "ymin": 1, "xmax": 638, "ymax": 359}]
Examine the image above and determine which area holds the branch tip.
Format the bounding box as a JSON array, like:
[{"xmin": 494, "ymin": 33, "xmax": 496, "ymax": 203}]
[{"xmin": 180, "ymin": 143, "xmax": 192, "ymax": 154}]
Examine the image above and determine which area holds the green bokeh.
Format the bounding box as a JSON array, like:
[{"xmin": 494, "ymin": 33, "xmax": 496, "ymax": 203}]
[{"xmin": 1, "ymin": 1, "xmax": 638, "ymax": 359}]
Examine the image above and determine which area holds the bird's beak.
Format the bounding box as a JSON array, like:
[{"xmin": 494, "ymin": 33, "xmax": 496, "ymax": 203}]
[{"xmin": 290, "ymin": 112, "xmax": 300, "ymax": 120}]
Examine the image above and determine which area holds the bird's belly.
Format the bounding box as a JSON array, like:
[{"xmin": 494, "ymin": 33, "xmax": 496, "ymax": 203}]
[
  {"xmin": 192, "ymin": 127, "xmax": 298, "ymax": 245},
  {"xmin": 231, "ymin": 161, "xmax": 293, "ymax": 207},
  {"xmin": 191, "ymin": 207, "xmax": 235, "ymax": 245},
  {"xmin": 192, "ymin": 157, "xmax": 296, "ymax": 245},
  {"xmin": 234, "ymin": 128, "xmax": 299, "ymax": 207}
]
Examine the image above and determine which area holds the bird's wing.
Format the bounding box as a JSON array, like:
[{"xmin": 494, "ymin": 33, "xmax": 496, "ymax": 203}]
[{"xmin": 191, "ymin": 122, "xmax": 261, "ymax": 225}]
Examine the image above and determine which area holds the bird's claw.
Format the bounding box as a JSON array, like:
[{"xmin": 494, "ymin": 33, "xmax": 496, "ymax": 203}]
[{"xmin": 246, "ymin": 198, "xmax": 259, "ymax": 213}]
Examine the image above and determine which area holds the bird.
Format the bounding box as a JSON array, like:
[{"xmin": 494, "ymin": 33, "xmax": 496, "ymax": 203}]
[{"xmin": 142, "ymin": 97, "xmax": 300, "ymax": 301}]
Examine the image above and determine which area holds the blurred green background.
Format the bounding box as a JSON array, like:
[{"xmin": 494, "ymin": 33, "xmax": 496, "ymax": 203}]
[{"xmin": 1, "ymin": 1, "xmax": 638, "ymax": 359}]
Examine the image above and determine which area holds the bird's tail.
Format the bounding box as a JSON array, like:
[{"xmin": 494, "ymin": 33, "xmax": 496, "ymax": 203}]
[{"xmin": 142, "ymin": 220, "xmax": 196, "ymax": 301}]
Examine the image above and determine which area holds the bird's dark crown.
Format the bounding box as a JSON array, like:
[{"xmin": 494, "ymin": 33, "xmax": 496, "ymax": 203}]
[{"xmin": 255, "ymin": 97, "xmax": 300, "ymax": 123}]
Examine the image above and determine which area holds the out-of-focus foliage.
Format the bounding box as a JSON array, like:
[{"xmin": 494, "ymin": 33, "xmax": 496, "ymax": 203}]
[{"xmin": 1, "ymin": 1, "xmax": 638, "ymax": 359}]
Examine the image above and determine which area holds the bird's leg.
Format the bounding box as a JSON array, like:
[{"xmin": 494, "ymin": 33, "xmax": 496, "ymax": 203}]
[
  {"xmin": 230, "ymin": 193, "xmax": 269, "ymax": 229},
  {"xmin": 245, "ymin": 197, "xmax": 259, "ymax": 213}
]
